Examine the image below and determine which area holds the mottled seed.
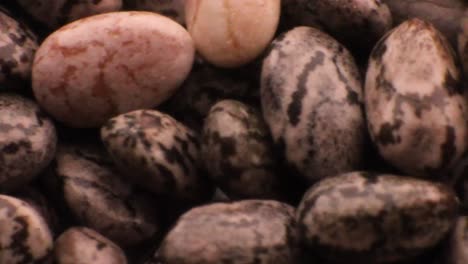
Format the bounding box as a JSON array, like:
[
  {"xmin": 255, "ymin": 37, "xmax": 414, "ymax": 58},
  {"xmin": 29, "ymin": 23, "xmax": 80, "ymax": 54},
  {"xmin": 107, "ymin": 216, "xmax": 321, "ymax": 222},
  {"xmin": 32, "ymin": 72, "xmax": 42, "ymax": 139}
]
[
  {"xmin": 0, "ymin": 8, "xmax": 38, "ymax": 89},
  {"xmin": 261, "ymin": 26, "xmax": 365, "ymax": 183},
  {"xmin": 365, "ymin": 18, "xmax": 467, "ymax": 178},
  {"xmin": 0, "ymin": 194, "xmax": 53, "ymax": 263},
  {"xmin": 0, "ymin": 94, "xmax": 56, "ymax": 192},
  {"xmin": 201, "ymin": 100, "xmax": 283, "ymax": 200},
  {"xmin": 159, "ymin": 200, "xmax": 299, "ymax": 264},
  {"xmin": 297, "ymin": 171, "xmax": 458, "ymax": 263},
  {"xmin": 32, "ymin": 11, "xmax": 195, "ymax": 127},
  {"xmin": 43, "ymin": 144, "xmax": 159, "ymax": 247},
  {"xmin": 101, "ymin": 109, "xmax": 211, "ymax": 202},
  {"xmin": 55, "ymin": 227, "xmax": 127, "ymax": 264},
  {"xmin": 16, "ymin": 0, "xmax": 123, "ymax": 29}
]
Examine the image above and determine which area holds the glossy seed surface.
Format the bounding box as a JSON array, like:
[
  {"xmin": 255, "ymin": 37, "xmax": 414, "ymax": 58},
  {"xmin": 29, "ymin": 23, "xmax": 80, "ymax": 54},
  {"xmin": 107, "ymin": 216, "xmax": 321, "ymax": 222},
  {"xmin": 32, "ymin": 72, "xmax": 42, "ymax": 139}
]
[
  {"xmin": 261, "ymin": 26, "xmax": 365, "ymax": 183},
  {"xmin": 365, "ymin": 18, "xmax": 467, "ymax": 178},
  {"xmin": 297, "ymin": 171, "xmax": 458, "ymax": 263}
]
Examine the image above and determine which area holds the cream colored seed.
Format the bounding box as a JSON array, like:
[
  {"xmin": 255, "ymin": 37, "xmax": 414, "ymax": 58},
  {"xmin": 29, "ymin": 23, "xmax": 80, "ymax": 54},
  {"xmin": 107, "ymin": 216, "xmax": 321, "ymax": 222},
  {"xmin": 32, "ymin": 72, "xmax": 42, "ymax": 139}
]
[{"xmin": 185, "ymin": 0, "xmax": 280, "ymax": 68}]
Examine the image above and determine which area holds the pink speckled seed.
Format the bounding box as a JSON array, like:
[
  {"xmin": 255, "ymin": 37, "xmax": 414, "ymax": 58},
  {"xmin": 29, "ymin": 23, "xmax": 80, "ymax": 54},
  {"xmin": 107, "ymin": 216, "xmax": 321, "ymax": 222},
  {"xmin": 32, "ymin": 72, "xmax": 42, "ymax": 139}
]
[{"xmin": 32, "ymin": 11, "xmax": 195, "ymax": 128}]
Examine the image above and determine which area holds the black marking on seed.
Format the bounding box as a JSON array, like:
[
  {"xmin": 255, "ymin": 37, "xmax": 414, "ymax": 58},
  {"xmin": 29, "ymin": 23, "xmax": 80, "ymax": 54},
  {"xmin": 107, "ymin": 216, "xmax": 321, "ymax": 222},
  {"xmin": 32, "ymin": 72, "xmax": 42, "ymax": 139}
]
[
  {"xmin": 123, "ymin": 135, "xmax": 137, "ymax": 149},
  {"xmin": 97, "ymin": 241, "xmax": 107, "ymax": 250},
  {"xmin": 375, "ymin": 65, "xmax": 396, "ymax": 96},
  {"xmin": 210, "ymin": 132, "xmax": 237, "ymax": 157},
  {"xmin": 203, "ymin": 129, "xmax": 245, "ymax": 182},
  {"xmin": 300, "ymin": 94, "xmax": 344, "ymax": 173},
  {"xmin": 174, "ymin": 135, "xmax": 194, "ymax": 162},
  {"xmin": 287, "ymin": 51, "xmax": 325, "ymax": 126},
  {"xmin": 78, "ymin": 228, "xmax": 110, "ymax": 252},
  {"xmin": 297, "ymin": 186, "xmax": 336, "ymax": 235},
  {"xmin": 157, "ymin": 143, "xmax": 190, "ymax": 175},
  {"xmin": 2, "ymin": 140, "xmax": 31, "ymax": 154},
  {"xmin": 10, "ymin": 216, "xmax": 34, "ymax": 263},
  {"xmin": 376, "ymin": 120, "xmax": 402, "ymax": 146},
  {"xmin": 331, "ymin": 52, "xmax": 361, "ymax": 105},
  {"xmin": 0, "ymin": 59, "xmax": 17, "ymax": 76},
  {"xmin": 302, "ymin": 109, "xmax": 319, "ymax": 167},
  {"xmin": 139, "ymin": 132, "xmax": 152, "ymax": 152},
  {"xmin": 8, "ymin": 32, "xmax": 27, "ymax": 46},
  {"xmin": 264, "ymin": 32, "xmax": 288, "ymax": 59},
  {"xmin": 384, "ymin": 83, "xmax": 449, "ymax": 123}
]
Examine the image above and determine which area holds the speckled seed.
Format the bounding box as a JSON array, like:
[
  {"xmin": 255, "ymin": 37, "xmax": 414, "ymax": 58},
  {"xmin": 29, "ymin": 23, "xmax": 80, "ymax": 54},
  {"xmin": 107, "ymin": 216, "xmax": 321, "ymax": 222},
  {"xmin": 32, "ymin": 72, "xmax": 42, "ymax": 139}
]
[
  {"xmin": 383, "ymin": 0, "xmax": 466, "ymax": 47},
  {"xmin": 0, "ymin": 94, "xmax": 56, "ymax": 192},
  {"xmin": 285, "ymin": 0, "xmax": 392, "ymax": 53},
  {"xmin": 448, "ymin": 217, "xmax": 468, "ymax": 264},
  {"xmin": 124, "ymin": 0, "xmax": 185, "ymax": 25},
  {"xmin": 43, "ymin": 144, "xmax": 159, "ymax": 247},
  {"xmin": 261, "ymin": 26, "xmax": 365, "ymax": 183},
  {"xmin": 159, "ymin": 200, "xmax": 298, "ymax": 264},
  {"xmin": 0, "ymin": 194, "xmax": 53, "ymax": 263},
  {"xmin": 16, "ymin": 0, "xmax": 122, "ymax": 29},
  {"xmin": 101, "ymin": 109, "xmax": 210, "ymax": 202},
  {"xmin": 55, "ymin": 227, "xmax": 127, "ymax": 264},
  {"xmin": 201, "ymin": 100, "xmax": 282, "ymax": 199},
  {"xmin": 365, "ymin": 18, "xmax": 467, "ymax": 178},
  {"xmin": 0, "ymin": 8, "xmax": 38, "ymax": 89},
  {"xmin": 185, "ymin": 0, "xmax": 280, "ymax": 68},
  {"xmin": 32, "ymin": 11, "xmax": 195, "ymax": 128},
  {"xmin": 458, "ymin": 10, "xmax": 468, "ymax": 77},
  {"xmin": 296, "ymin": 171, "xmax": 458, "ymax": 263}
]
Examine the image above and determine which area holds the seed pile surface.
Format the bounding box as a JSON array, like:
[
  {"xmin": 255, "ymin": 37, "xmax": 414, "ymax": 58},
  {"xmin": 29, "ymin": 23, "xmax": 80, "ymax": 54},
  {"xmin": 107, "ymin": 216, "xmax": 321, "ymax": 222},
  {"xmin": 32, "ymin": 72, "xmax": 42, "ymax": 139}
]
[{"xmin": 1, "ymin": 0, "xmax": 468, "ymax": 263}]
